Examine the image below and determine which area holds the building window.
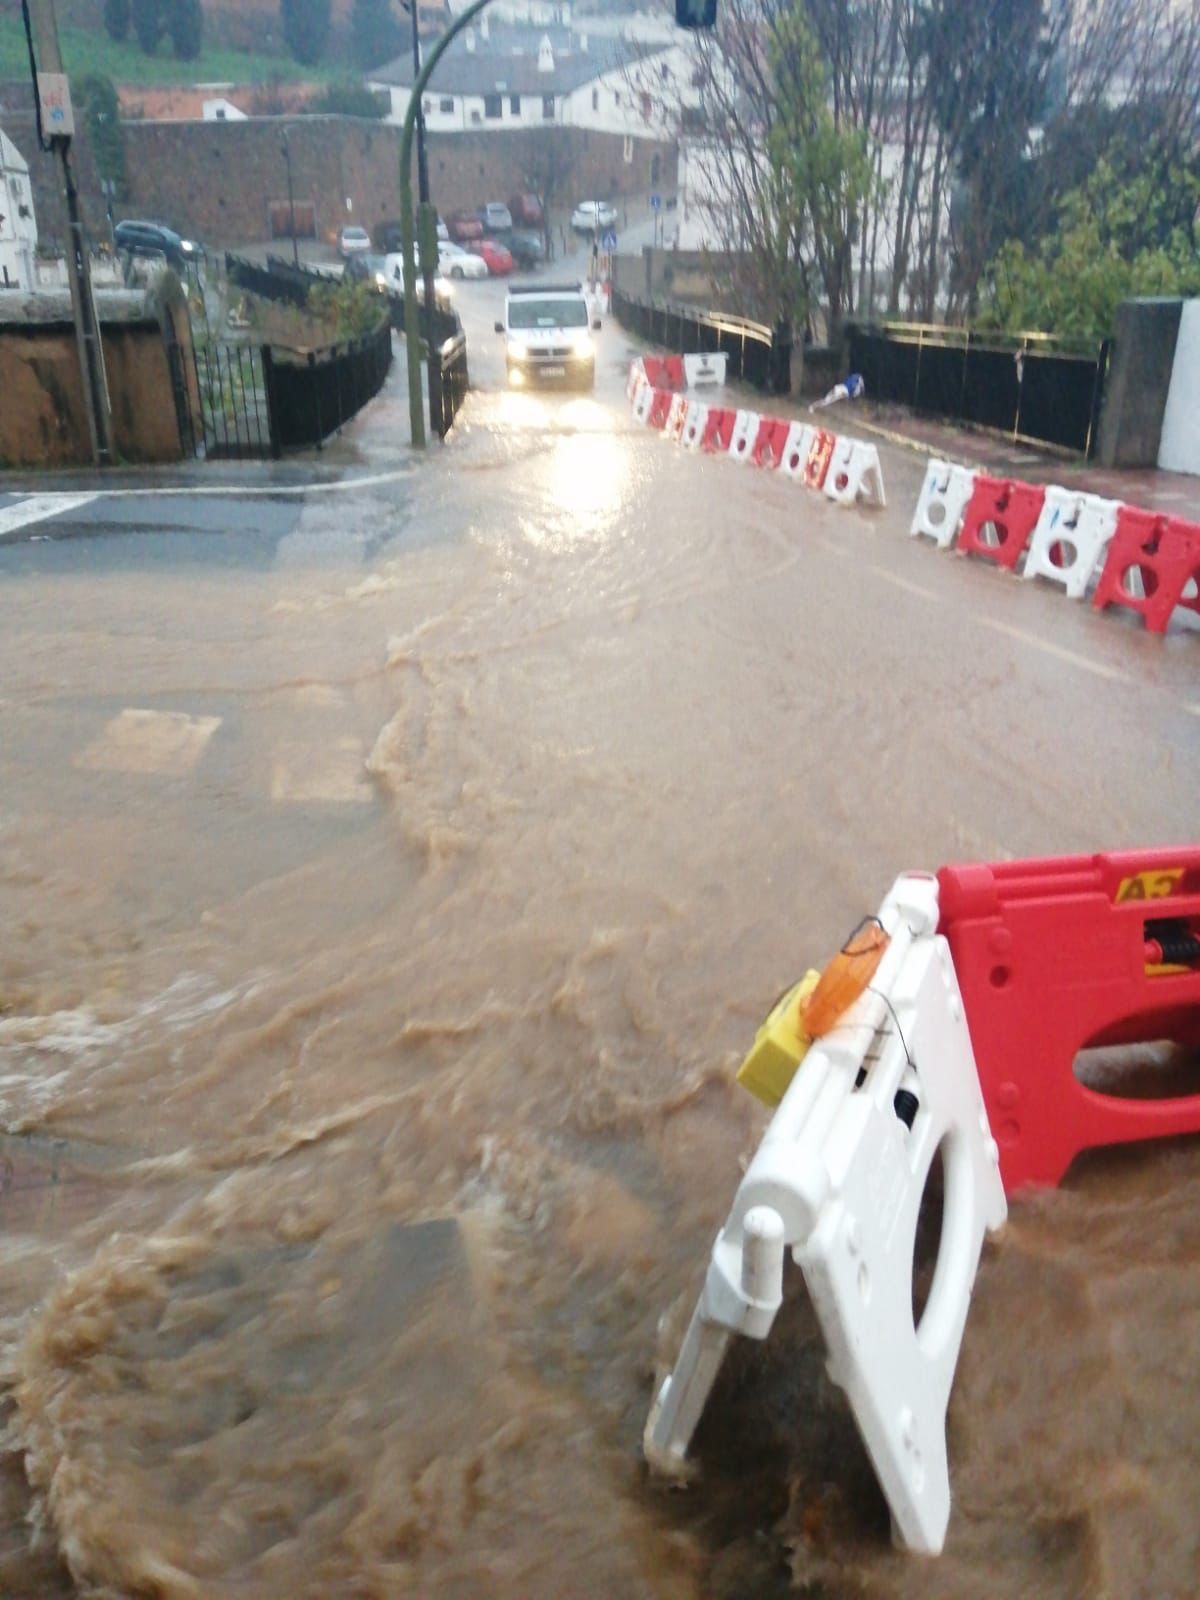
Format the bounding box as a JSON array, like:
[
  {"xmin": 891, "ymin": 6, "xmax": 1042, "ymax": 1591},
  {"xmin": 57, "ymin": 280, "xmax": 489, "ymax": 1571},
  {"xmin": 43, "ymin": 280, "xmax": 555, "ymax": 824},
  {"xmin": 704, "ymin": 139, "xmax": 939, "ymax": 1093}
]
[
  {"xmin": 439, "ymin": 96, "xmax": 454, "ymax": 113},
  {"xmin": 613, "ymin": 91, "xmax": 622, "ymax": 107},
  {"xmin": 542, "ymin": 95, "xmax": 555, "ymax": 119},
  {"xmin": 510, "ymin": 94, "xmax": 521, "ymax": 114},
  {"xmin": 651, "ymin": 153, "xmax": 662, "ymax": 184},
  {"xmin": 484, "ymin": 94, "xmax": 503, "ymax": 119},
  {"xmin": 592, "ymin": 88, "xmax": 599, "ymax": 111},
  {"xmin": 623, "ymin": 135, "xmax": 633, "ymax": 164}
]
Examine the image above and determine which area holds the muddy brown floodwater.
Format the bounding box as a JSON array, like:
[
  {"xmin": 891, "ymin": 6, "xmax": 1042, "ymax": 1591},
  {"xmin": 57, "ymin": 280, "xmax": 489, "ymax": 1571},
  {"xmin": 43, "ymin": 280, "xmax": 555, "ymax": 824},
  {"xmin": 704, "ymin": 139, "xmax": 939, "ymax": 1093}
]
[{"xmin": 0, "ymin": 379, "xmax": 1198, "ymax": 1600}]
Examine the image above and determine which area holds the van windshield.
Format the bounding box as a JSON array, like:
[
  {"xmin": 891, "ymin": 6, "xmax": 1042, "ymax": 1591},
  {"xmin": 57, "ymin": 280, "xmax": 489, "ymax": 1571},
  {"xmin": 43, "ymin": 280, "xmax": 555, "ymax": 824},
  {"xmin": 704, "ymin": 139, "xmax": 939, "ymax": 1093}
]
[{"xmin": 509, "ymin": 299, "xmax": 588, "ymax": 330}]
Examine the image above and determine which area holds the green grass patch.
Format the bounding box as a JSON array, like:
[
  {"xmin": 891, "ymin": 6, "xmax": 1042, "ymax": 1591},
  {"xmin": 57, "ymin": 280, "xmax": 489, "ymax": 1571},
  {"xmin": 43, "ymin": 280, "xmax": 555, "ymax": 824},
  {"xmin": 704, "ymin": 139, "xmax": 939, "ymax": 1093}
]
[{"xmin": 0, "ymin": 20, "xmax": 342, "ymax": 87}]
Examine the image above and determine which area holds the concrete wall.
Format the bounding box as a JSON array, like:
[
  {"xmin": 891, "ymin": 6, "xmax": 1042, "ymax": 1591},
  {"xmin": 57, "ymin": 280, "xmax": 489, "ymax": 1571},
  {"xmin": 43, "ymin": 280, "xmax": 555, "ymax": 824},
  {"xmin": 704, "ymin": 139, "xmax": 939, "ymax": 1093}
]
[
  {"xmin": 1157, "ymin": 299, "xmax": 1200, "ymax": 477},
  {"xmin": 0, "ymin": 319, "xmax": 182, "ymax": 468},
  {"xmin": 1095, "ymin": 297, "xmax": 1184, "ymax": 470}
]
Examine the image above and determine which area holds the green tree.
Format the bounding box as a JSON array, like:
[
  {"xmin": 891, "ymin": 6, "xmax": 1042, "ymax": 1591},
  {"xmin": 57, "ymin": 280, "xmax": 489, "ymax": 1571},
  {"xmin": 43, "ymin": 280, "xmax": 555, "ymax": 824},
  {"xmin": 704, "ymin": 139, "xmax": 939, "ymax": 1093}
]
[
  {"xmin": 765, "ymin": 6, "xmax": 876, "ymax": 333},
  {"xmin": 310, "ymin": 80, "xmax": 389, "ymax": 118},
  {"xmin": 166, "ymin": 0, "xmax": 204, "ymax": 59},
  {"xmin": 102, "ymin": 0, "xmax": 130, "ymax": 43},
  {"xmin": 351, "ymin": 0, "xmax": 400, "ymax": 70},
  {"xmin": 979, "ymin": 161, "xmax": 1200, "ymax": 339},
  {"xmin": 74, "ymin": 72, "xmax": 127, "ymax": 197},
  {"xmin": 131, "ymin": 0, "xmax": 161, "ymax": 54},
  {"xmin": 281, "ymin": 0, "xmax": 331, "ymax": 66}
]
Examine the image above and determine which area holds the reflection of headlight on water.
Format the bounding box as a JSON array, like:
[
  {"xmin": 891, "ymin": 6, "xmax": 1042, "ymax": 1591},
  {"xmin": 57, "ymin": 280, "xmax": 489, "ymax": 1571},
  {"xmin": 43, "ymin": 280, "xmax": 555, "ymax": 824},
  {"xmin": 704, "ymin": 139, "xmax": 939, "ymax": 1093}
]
[{"xmin": 509, "ymin": 366, "xmax": 525, "ymax": 386}]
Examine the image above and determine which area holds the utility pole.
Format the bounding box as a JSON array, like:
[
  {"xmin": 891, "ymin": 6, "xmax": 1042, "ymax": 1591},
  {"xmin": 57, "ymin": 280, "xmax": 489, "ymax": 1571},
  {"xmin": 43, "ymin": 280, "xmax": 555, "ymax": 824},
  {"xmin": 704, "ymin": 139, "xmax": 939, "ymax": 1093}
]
[
  {"xmin": 404, "ymin": 0, "xmax": 442, "ymax": 438},
  {"xmin": 282, "ymin": 126, "xmax": 300, "ymax": 269},
  {"xmin": 399, "ymin": 0, "xmax": 493, "ymax": 447},
  {"xmin": 24, "ymin": 0, "xmax": 112, "ymax": 465}
]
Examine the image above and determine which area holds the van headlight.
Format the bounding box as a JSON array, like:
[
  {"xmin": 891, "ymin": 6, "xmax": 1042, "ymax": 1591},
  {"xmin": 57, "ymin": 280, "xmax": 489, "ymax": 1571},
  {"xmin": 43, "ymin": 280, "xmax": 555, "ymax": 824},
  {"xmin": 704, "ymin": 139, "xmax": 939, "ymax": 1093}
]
[
  {"xmin": 570, "ymin": 333, "xmax": 594, "ymax": 358},
  {"xmin": 508, "ymin": 339, "xmax": 529, "ymax": 361}
]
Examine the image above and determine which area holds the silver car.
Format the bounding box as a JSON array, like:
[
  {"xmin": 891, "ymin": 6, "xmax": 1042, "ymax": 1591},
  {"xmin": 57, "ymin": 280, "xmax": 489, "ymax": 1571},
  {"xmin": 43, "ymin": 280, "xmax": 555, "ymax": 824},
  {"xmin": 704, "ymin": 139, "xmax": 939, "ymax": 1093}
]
[{"xmin": 571, "ymin": 201, "xmax": 618, "ymax": 233}]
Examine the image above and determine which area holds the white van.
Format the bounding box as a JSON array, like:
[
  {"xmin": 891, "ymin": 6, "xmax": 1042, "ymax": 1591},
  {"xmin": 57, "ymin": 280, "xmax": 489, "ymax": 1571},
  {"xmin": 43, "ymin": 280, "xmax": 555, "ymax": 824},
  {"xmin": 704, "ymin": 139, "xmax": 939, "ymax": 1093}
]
[{"xmin": 495, "ymin": 282, "xmax": 601, "ymax": 390}]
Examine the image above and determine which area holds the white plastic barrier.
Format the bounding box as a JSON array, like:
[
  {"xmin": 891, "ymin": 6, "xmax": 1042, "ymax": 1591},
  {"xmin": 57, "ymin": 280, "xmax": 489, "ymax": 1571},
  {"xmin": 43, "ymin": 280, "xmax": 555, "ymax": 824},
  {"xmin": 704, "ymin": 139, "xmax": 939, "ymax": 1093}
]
[
  {"xmin": 633, "ymin": 381, "xmax": 655, "ymax": 425},
  {"xmin": 728, "ymin": 409, "xmax": 760, "ymax": 465},
  {"xmin": 684, "ymin": 352, "xmax": 729, "ymax": 388},
  {"xmin": 644, "ymin": 872, "xmax": 1007, "ymax": 1556},
  {"xmin": 1022, "ymin": 487, "xmax": 1122, "ymax": 600},
  {"xmin": 626, "ymin": 359, "xmax": 647, "ymax": 402},
  {"xmin": 665, "ymin": 392, "xmax": 689, "ymax": 441},
  {"xmin": 681, "ymin": 401, "xmax": 709, "ymax": 451},
  {"xmin": 910, "ymin": 459, "xmax": 976, "ymax": 547},
  {"xmin": 780, "ymin": 422, "xmax": 817, "ymax": 481},
  {"xmin": 824, "ymin": 436, "xmax": 887, "ymax": 508}
]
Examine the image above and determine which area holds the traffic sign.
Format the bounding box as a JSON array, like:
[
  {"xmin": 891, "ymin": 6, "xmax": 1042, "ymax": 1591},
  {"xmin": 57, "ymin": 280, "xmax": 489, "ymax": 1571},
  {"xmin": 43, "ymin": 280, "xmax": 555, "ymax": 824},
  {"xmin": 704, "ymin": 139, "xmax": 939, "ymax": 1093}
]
[
  {"xmin": 650, "ymin": 193, "xmax": 661, "ymax": 212},
  {"xmin": 601, "ymin": 229, "xmax": 618, "ymax": 251}
]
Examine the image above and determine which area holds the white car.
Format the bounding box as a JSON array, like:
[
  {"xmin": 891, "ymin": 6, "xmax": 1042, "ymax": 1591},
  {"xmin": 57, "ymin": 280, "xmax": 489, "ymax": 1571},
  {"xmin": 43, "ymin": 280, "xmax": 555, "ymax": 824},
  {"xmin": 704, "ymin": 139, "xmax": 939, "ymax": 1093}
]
[
  {"xmin": 380, "ymin": 254, "xmax": 454, "ymax": 304},
  {"xmin": 571, "ymin": 201, "xmax": 618, "ymax": 234},
  {"xmin": 496, "ymin": 281, "xmax": 600, "ymax": 391},
  {"xmin": 337, "ymin": 225, "xmax": 372, "ymax": 257},
  {"xmin": 437, "ymin": 241, "xmax": 489, "ymax": 281}
]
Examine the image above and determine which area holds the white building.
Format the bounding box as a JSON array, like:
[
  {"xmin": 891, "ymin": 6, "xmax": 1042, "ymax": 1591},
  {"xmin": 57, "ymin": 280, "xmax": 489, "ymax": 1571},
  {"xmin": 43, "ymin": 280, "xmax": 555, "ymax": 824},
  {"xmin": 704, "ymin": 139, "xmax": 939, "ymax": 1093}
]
[
  {"xmin": 367, "ymin": 19, "xmax": 701, "ymax": 141},
  {"xmin": 0, "ymin": 129, "xmax": 37, "ymax": 293}
]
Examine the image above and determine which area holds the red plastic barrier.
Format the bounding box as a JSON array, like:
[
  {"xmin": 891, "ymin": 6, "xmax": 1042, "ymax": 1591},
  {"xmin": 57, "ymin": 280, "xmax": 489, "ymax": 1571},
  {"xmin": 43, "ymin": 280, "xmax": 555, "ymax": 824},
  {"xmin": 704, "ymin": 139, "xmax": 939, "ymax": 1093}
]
[
  {"xmin": 701, "ymin": 407, "xmax": 737, "ymax": 453},
  {"xmin": 1091, "ymin": 507, "xmax": 1200, "ymax": 634},
  {"xmin": 642, "ymin": 356, "xmax": 667, "ymax": 388},
  {"xmin": 938, "ymin": 849, "xmax": 1200, "ymax": 1193},
  {"xmin": 803, "ymin": 429, "xmax": 836, "ymax": 489},
  {"xmin": 663, "ymin": 355, "xmax": 686, "ymax": 391},
  {"xmin": 647, "ymin": 388, "xmax": 673, "ymax": 430},
  {"xmin": 955, "ymin": 476, "xmax": 1045, "ymax": 569},
  {"xmin": 667, "ymin": 393, "xmax": 689, "ymax": 441},
  {"xmin": 751, "ymin": 417, "xmax": 791, "ymax": 469}
]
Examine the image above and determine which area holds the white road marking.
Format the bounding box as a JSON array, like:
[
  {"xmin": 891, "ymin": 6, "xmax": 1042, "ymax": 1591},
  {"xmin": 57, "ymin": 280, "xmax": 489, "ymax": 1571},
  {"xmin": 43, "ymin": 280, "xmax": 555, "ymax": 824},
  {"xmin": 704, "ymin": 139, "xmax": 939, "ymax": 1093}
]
[
  {"xmin": 76, "ymin": 710, "xmax": 221, "ymax": 776},
  {"xmin": 975, "ymin": 616, "xmax": 1127, "ymax": 683},
  {"xmin": 22, "ymin": 469, "xmax": 415, "ymax": 504},
  {"xmin": 866, "ymin": 564, "xmax": 940, "ymax": 602},
  {"xmin": 0, "ymin": 494, "xmax": 98, "ymax": 538}
]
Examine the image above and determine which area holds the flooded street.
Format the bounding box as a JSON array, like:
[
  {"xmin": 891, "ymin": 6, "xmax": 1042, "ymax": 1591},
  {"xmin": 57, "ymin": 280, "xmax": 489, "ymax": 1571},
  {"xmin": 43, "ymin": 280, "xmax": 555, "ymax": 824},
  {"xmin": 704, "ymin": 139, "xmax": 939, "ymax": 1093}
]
[{"xmin": 1, "ymin": 293, "xmax": 1198, "ymax": 1598}]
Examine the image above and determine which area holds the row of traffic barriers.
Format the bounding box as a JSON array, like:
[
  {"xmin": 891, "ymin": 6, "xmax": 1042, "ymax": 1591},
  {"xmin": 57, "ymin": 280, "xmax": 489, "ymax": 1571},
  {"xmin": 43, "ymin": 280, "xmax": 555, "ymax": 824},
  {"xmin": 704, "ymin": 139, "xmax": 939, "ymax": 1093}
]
[
  {"xmin": 644, "ymin": 849, "xmax": 1200, "ymax": 1555},
  {"xmin": 912, "ymin": 459, "xmax": 1200, "ymax": 634},
  {"xmin": 627, "ymin": 357, "xmax": 887, "ymax": 510}
]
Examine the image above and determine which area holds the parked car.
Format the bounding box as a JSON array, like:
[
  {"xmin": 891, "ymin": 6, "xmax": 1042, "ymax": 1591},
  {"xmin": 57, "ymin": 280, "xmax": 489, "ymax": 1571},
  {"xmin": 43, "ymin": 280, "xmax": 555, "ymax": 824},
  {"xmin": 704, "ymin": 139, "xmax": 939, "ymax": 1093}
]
[
  {"xmin": 469, "ymin": 238, "xmax": 514, "ymax": 276},
  {"xmin": 571, "ymin": 201, "xmax": 618, "ymax": 234},
  {"xmin": 113, "ymin": 219, "xmax": 204, "ymax": 272},
  {"xmin": 509, "ymin": 192, "xmax": 544, "ymax": 227},
  {"xmin": 477, "ymin": 201, "xmax": 513, "ymax": 234},
  {"xmin": 337, "ymin": 225, "xmax": 372, "ymax": 257},
  {"xmin": 508, "ymin": 230, "xmax": 545, "ymax": 270},
  {"xmin": 448, "ymin": 210, "xmax": 484, "ymax": 242},
  {"xmin": 380, "ymin": 216, "xmax": 449, "ymax": 253},
  {"xmin": 437, "ymin": 241, "xmax": 489, "ymax": 280}
]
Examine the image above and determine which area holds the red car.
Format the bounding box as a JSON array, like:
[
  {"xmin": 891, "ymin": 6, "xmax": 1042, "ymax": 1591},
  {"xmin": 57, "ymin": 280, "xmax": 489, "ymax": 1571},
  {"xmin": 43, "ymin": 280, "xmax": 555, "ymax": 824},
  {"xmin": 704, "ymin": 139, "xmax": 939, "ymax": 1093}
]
[
  {"xmin": 469, "ymin": 238, "xmax": 513, "ymax": 276},
  {"xmin": 448, "ymin": 210, "xmax": 484, "ymax": 242},
  {"xmin": 509, "ymin": 191, "xmax": 544, "ymax": 227}
]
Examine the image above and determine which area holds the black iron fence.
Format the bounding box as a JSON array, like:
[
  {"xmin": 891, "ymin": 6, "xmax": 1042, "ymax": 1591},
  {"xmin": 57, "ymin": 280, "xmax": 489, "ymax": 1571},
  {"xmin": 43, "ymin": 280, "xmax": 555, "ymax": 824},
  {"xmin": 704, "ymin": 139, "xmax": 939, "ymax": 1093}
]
[
  {"xmin": 846, "ymin": 322, "xmax": 1110, "ymax": 456},
  {"xmin": 433, "ymin": 333, "xmax": 469, "ymax": 439},
  {"xmin": 264, "ymin": 320, "xmax": 394, "ymax": 452},
  {"xmin": 611, "ymin": 287, "xmax": 792, "ymax": 395},
  {"xmin": 227, "ymin": 252, "xmax": 460, "ymax": 347},
  {"xmin": 166, "ymin": 316, "xmax": 392, "ymax": 459}
]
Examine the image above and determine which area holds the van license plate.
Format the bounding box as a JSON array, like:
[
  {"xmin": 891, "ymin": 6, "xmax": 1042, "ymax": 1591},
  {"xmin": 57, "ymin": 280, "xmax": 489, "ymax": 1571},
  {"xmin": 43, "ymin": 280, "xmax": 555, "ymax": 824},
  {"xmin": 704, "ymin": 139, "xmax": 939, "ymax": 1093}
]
[{"xmin": 542, "ymin": 365, "xmax": 565, "ymax": 377}]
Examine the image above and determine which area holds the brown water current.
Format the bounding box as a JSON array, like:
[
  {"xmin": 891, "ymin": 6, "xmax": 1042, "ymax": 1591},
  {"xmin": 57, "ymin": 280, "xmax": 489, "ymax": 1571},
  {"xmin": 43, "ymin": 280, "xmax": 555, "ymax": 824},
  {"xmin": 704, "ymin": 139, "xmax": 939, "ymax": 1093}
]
[{"xmin": 1, "ymin": 384, "xmax": 1198, "ymax": 1599}]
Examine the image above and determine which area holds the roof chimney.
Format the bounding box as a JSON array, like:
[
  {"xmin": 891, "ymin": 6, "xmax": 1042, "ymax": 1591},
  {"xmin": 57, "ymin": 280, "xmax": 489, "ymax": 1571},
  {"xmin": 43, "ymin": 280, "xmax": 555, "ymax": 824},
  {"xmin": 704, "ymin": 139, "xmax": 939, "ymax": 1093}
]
[{"xmin": 537, "ymin": 34, "xmax": 554, "ymax": 73}]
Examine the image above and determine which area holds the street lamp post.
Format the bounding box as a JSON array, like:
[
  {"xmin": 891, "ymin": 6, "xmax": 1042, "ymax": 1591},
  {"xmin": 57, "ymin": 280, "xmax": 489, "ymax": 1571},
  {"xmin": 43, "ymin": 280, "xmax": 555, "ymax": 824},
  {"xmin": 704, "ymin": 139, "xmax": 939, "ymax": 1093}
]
[
  {"xmin": 282, "ymin": 126, "xmax": 299, "ymax": 269},
  {"xmin": 404, "ymin": 0, "xmax": 442, "ymax": 435},
  {"xmin": 399, "ymin": 0, "xmax": 494, "ymax": 448}
]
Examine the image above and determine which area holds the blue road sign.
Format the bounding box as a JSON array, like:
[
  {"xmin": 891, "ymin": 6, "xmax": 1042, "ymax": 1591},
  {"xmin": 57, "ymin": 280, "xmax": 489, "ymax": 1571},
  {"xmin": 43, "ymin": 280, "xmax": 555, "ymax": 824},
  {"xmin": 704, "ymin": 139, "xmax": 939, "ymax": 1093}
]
[
  {"xmin": 601, "ymin": 229, "xmax": 618, "ymax": 251},
  {"xmin": 650, "ymin": 193, "xmax": 662, "ymax": 212}
]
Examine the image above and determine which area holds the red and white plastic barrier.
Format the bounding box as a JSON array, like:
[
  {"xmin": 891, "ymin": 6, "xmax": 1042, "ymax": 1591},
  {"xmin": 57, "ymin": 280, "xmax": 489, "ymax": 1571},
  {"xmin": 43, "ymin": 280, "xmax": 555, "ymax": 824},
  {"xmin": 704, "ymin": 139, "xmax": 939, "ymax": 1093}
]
[
  {"xmin": 938, "ymin": 849, "xmax": 1200, "ymax": 1191},
  {"xmin": 625, "ymin": 359, "xmax": 886, "ymax": 506},
  {"xmin": 645, "ymin": 849, "xmax": 1200, "ymax": 1555},
  {"xmin": 645, "ymin": 872, "xmax": 1007, "ymax": 1555},
  {"xmin": 1022, "ymin": 487, "xmax": 1121, "ymax": 600},
  {"xmin": 910, "ymin": 460, "xmax": 976, "ymax": 546},
  {"xmin": 908, "ymin": 457, "xmax": 1199, "ymax": 634}
]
